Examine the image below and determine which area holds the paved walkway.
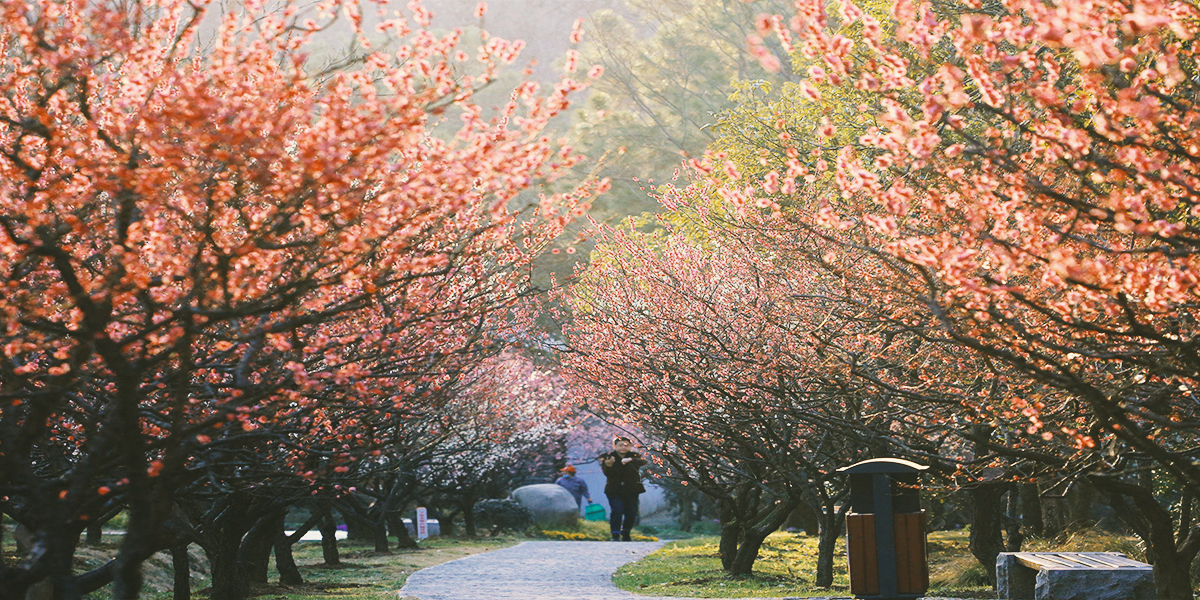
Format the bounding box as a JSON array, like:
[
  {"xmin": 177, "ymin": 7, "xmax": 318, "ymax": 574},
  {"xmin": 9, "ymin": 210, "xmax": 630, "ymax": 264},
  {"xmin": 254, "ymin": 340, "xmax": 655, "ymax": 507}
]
[{"xmin": 401, "ymin": 540, "xmax": 707, "ymax": 600}]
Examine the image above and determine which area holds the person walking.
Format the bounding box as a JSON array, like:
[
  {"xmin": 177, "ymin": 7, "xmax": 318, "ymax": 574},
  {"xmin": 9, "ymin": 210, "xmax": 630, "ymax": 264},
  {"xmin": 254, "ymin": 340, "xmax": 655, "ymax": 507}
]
[
  {"xmin": 555, "ymin": 465, "xmax": 592, "ymax": 511},
  {"xmin": 599, "ymin": 436, "xmax": 646, "ymax": 541}
]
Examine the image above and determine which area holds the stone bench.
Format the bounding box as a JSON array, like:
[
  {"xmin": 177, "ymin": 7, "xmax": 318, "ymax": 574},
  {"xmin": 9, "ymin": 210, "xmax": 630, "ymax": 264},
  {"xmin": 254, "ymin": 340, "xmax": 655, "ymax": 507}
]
[{"xmin": 996, "ymin": 551, "xmax": 1155, "ymax": 600}]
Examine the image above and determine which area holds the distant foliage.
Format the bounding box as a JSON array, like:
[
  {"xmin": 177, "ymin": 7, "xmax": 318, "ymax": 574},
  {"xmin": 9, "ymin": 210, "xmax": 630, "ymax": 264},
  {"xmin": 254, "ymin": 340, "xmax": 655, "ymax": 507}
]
[{"xmin": 473, "ymin": 499, "xmax": 534, "ymax": 536}]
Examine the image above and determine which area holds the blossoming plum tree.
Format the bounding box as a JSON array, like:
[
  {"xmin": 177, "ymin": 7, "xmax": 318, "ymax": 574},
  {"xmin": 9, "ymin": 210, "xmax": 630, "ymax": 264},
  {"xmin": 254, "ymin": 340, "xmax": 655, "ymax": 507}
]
[
  {"xmin": 559, "ymin": 206, "xmax": 914, "ymax": 581},
  {"xmin": 733, "ymin": 0, "xmax": 1200, "ymax": 595},
  {"xmin": 421, "ymin": 350, "xmax": 575, "ymax": 537},
  {"xmin": 0, "ymin": 0, "xmax": 597, "ymax": 597}
]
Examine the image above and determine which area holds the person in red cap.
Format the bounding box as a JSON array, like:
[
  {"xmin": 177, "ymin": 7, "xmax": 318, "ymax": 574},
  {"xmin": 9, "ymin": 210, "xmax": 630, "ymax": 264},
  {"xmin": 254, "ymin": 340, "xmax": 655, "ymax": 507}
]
[{"xmin": 555, "ymin": 465, "xmax": 592, "ymax": 510}]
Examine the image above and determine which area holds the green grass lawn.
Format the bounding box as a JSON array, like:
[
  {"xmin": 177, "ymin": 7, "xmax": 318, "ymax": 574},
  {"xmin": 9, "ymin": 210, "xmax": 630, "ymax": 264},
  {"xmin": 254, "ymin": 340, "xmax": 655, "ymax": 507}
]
[
  {"xmin": 614, "ymin": 528, "xmax": 1142, "ymax": 598},
  {"xmin": 615, "ymin": 533, "xmax": 854, "ymax": 598}
]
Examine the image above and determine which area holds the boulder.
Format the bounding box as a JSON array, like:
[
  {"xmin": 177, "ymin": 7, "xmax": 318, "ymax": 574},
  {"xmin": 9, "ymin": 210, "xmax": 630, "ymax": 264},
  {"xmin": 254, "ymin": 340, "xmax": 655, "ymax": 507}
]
[{"xmin": 511, "ymin": 484, "xmax": 579, "ymax": 529}]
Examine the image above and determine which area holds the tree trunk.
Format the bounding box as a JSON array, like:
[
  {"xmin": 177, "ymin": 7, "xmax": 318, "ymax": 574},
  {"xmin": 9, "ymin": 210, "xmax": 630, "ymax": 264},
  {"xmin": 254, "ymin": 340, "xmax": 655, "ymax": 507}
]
[
  {"xmin": 787, "ymin": 503, "xmax": 819, "ymax": 536},
  {"xmin": 429, "ymin": 507, "xmax": 453, "ymax": 537},
  {"xmin": 317, "ymin": 503, "xmax": 340, "ymax": 566},
  {"xmin": 1019, "ymin": 483, "xmax": 1044, "ymax": 538},
  {"xmin": 111, "ymin": 523, "xmax": 151, "ymax": 600},
  {"xmin": 344, "ymin": 511, "xmax": 372, "ymax": 542},
  {"xmin": 205, "ymin": 503, "xmax": 259, "ymax": 600},
  {"xmin": 968, "ymin": 483, "xmax": 1007, "ymax": 584},
  {"xmin": 111, "ymin": 548, "xmax": 144, "ymax": 599},
  {"xmin": 1005, "ymin": 488, "xmax": 1024, "ymax": 552},
  {"xmin": 717, "ymin": 520, "xmax": 742, "ymax": 572},
  {"xmin": 85, "ymin": 507, "xmax": 122, "ymax": 547},
  {"xmin": 815, "ymin": 509, "xmax": 843, "ymax": 588},
  {"xmin": 1065, "ymin": 478, "xmax": 1096, "ymax": 529},
  {"xmin": 335, "ymin": 500, "xmax": 389, "ymax": 551},
  {"xmin": 171, "ymin": 544, "xmax": 191, "ymax": 600},
  {"xmin": 86, "ymin": 521, "xmax": 104, "ymax": 546},
  {"xmin": 274, "ymin": 536, "xmax": 303, "ymax": 586},
  {"xmin": 207, "ymin": 528, "xmax": 250, "ymax": 600},
  {"xmin": 239, "ymin": 511, "xmax": 280, "ymax": 584},
  {"xmin": 389, "ymin": 513, "xmax": 418, "ymax": 549},
  {"xmin": 463, "ymin": 504, "xmax": 478, "ymax": 538},
  {"xmin": 1149, "ymin": 550, "xmax": 1197, "ymax": 600},
  {"xmin": 677, "ymin": 489, "xmax": 695, "ymax": 533},
  {"xmin": 728, "ymin": 528, "xmax": 771, "ymax": 576},
  {"xmin": 1041, "ymin": 494, "xmax": 1065, "ymax": 539},
  {"xmin": 1091, "ymin": 475, "xmax": 1200, "ymax": 600},
  {"xmin": 33, "ymin": 521, "xmax": 82, "ymax": 600},
  {"xmin": 274, "ymin": 512, "xmax": 309, "ymax": 586},
  {"xmin": 714, "ymin": 494, "xmax": 795, "ymax": 576},
  {"xmin": 14, "ymin": 522, "xmax": 32, "ymax": 555},
  {"xmin": 372, "ymin": 520, "xmax": 389, "ymax": 552}
]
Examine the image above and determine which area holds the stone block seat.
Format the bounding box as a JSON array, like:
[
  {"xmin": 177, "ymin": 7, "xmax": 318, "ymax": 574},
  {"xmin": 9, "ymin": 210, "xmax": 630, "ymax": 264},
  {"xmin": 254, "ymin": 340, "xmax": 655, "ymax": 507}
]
[{"xmin": 997, "ymin": 551, "xmax": 1155, "ymax": 600}]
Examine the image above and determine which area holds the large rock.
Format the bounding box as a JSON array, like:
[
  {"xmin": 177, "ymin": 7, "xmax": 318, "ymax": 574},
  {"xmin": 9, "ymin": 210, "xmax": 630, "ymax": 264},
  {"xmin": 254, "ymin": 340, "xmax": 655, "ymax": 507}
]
[{"xmin": 511, "ymin": 484, "xmax": 579, "ymax": 529}]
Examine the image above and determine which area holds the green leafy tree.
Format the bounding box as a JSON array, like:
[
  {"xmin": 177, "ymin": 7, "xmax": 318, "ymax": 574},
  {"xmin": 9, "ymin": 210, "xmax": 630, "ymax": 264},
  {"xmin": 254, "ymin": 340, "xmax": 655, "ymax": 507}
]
[{"xmin": 567, "ymin": 0, "xmax": 799, "ymax": 227}]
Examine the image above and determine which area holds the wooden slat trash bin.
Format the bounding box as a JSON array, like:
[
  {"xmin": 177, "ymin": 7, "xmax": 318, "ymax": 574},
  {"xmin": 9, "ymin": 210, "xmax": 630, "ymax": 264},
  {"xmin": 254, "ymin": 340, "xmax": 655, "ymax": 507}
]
[
  {"xmin": 996, "ymin": 551, "xmax": 1156, "ymax": 600},
  {"xmin": 846, "ymin": 511, "xmax": 929, "ymax": 596},
  {"xmin": 837, "ymin": 458, "xmax": 930, "ymax": 600}
]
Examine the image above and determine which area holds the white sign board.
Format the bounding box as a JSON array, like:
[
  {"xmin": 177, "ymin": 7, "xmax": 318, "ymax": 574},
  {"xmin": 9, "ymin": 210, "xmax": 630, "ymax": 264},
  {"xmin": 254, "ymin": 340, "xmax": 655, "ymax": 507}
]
[{"xmin": 416, "ymin": 507, "xmax": 428, "ymax": 540}]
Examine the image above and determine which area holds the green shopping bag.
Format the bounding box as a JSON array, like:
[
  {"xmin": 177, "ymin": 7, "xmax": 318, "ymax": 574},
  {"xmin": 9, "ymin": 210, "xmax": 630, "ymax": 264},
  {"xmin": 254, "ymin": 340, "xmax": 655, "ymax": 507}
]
[{"xmin": 584, "ymin": 502, "xmax": 606, "ymax": 521}]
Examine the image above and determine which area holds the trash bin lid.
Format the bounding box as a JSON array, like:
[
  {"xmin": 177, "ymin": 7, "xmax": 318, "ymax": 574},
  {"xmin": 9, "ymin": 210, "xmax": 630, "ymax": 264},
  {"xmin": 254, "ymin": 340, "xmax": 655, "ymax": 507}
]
[{"xmin": 836, "ymin": 458, "xmax": 929, "ymax": 474}]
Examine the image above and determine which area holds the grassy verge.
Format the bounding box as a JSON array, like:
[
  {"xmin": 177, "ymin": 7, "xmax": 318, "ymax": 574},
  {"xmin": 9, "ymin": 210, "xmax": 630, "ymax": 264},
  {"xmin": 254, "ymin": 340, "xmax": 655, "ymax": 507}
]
[
  {"xmin": 614, "ymin": 528, "xmax": 1145, "ymax": 598},
  {"xmin": 615, "ymin": 532, "xmax": 857, "ymax": 598}
]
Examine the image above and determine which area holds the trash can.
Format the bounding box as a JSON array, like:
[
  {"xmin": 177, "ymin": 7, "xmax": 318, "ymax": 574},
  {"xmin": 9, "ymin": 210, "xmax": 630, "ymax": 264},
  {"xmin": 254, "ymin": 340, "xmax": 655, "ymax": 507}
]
[
  {"xmin": 836, "ymin": 458, "xmax": 930, "ymax": 600},
  {"xmin": 584, "ymin": 502, "xmax": 606, "ymax": 521}
]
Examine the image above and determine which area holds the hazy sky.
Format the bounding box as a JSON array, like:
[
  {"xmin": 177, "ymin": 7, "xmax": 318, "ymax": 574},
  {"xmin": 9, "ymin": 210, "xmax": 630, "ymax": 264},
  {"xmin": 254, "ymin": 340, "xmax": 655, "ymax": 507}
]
[{"xmin": 290, "ymin": 0, "xmax": 619, "ymax": 80}]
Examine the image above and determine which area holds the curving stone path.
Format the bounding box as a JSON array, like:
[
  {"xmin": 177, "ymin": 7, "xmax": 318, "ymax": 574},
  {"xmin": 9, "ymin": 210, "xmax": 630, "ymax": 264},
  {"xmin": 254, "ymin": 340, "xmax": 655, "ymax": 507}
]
[{"xmin": 400, "ymin": 540, "xmax": 705, "ymax": 600}]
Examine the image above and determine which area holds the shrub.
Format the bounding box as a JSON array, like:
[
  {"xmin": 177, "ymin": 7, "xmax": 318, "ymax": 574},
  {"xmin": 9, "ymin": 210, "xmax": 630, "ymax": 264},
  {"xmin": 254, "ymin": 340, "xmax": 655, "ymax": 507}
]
[
  {"xmin": 540, "ymin": 521, "xmax": 660, "ymax": 541},
  {"xmin": 540, "ymin": 530, "xmax": 595, "ymax": 541},
  {"xmin": 540, "ymin": 529, "xmax": 658, "ymax": 541},
  {"xmin": 473, "ymin": 499, "xmax": 533, "ymax": 536}
]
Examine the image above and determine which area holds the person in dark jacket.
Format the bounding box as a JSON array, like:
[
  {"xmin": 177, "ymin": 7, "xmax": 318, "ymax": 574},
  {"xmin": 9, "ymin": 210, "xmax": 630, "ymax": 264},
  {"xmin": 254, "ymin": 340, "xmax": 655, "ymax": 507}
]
[
  {"xmin": 599, "ymin": 436, "xmax": 646, "ymax": 541},
  {"xmin": 555, "ymin": 465, "xmax": 592, "ymax": 510}
]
